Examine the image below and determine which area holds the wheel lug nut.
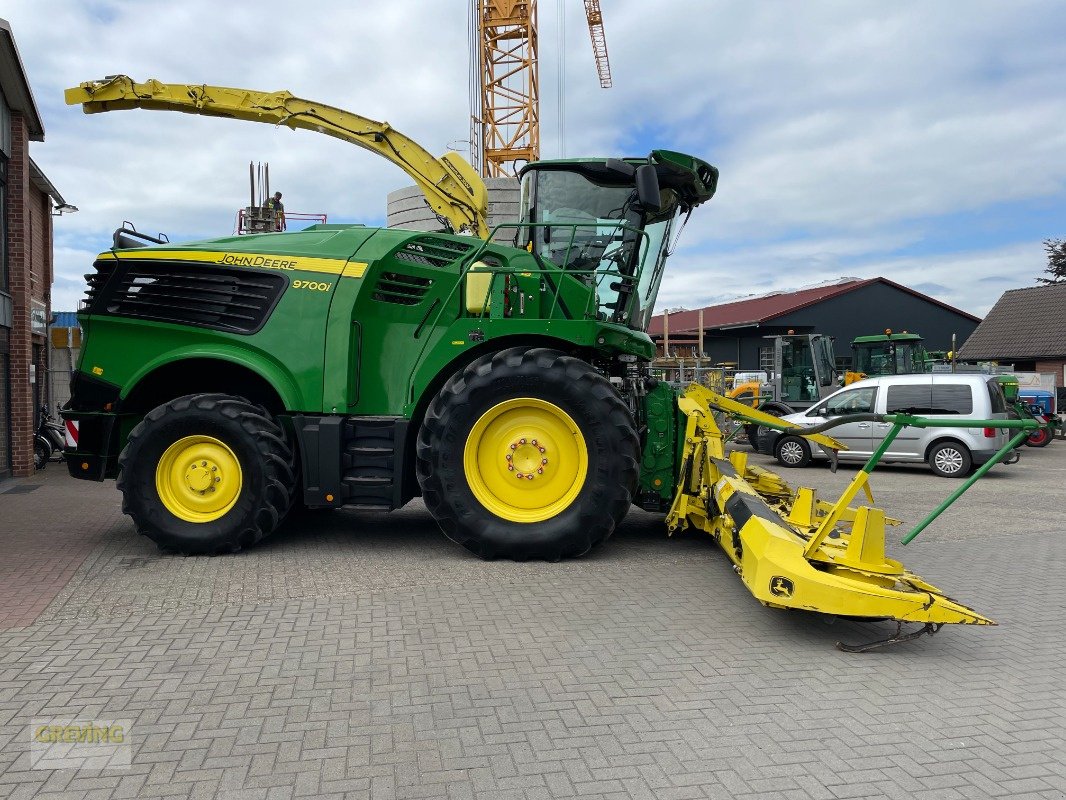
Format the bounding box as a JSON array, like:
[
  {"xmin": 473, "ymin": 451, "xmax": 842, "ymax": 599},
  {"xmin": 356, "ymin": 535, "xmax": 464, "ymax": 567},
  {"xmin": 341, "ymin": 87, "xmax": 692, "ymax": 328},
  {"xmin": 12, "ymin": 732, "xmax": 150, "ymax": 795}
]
[
  {"xmin": 201, "ymin": 461, "xmax": 207, "ymax": 467},
  {"xmin": 542, "ymin": 458, "xmax": 548, "ymax": 465},
  {"xmin": 505, "ymin": 454, "xmax": 512, "ymax": 461},
  {"xmin": 537, "ymin": 468, "xmax": 543, "ymax": 474},
  {"xmin": 510, "ymin": 443, "xmax": 517, "ymax": 450},
  {"xmin": 538, "ymin": 447, "xmax": 545, "ymax": 453},
  {"xmin": 531, "ymin": 439, "xmax": 538, "ymax": 446},
  {"xmin": 507, "ymin": 464, "xmax": 514, "ymax": 471},
  {"xmin": 215, "ymin": 477, "xmax": 221, "ymax": 482},
  {"xmin": 519, "ymin": 438, "xmax": 526, "ymax": 445},
  {"xmin": 526, "ymin": 474, "xmax": 533, "ymax": 480}
]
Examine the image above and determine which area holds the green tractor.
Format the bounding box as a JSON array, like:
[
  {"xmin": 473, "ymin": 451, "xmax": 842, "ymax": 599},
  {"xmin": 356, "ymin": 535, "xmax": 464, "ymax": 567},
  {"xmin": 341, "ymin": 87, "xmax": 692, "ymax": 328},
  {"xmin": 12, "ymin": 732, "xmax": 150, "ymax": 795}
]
[
  {"xmin": 845, "ymin": 330, "xmax": 944, "ymax": 384},
  {"xmin": 63, "ymin": 77, "xmax": 717, "ymax": 559}
]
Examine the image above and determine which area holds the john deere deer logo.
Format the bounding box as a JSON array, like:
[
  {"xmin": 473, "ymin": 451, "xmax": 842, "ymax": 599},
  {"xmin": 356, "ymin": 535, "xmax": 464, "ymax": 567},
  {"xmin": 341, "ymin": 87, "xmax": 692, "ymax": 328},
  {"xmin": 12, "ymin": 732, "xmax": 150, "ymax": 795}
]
[{"xmin": 770, "ymin": 576, "xmax": 794, "ymax": 598}]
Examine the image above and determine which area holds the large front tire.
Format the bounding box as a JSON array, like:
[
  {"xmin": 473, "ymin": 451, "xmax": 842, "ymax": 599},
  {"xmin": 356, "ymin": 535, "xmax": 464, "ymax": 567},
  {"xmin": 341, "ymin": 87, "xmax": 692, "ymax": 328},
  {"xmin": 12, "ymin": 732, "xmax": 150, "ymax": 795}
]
[
  {"xmin": 416, "ymin": 348, "xmax": 639, "ymax": 560},
  {"xmin": 118, "ymin": 393, "xmax": 295, "ymax": 554}
]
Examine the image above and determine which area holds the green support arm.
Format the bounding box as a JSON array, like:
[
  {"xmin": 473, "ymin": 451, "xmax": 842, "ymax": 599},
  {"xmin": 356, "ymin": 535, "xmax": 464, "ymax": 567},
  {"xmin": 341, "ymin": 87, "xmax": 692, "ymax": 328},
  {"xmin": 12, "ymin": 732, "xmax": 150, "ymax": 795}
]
[{"xmin": 65, "ymin": 75, "xmax": 489, "ymax": 238}]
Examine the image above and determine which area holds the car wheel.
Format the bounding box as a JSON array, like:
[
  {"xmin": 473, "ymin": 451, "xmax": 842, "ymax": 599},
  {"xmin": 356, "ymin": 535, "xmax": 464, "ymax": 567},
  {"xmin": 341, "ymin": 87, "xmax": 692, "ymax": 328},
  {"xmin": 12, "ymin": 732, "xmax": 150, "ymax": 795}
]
[
  {"xmin": 927, "ymin": 441, "xmax": 972, "ymax": 478},
  {"xmin": 774, "ymin": 435, "xmax": 812, "ymax": 468}
]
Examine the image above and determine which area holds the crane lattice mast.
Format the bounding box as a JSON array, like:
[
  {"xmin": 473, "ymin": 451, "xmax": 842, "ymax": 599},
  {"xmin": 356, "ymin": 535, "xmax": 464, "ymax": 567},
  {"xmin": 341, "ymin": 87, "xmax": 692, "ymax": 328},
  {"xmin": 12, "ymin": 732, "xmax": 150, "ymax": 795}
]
[{"xmin": 582, "ymin": 0, "xmax": 612, "ymax": 89}]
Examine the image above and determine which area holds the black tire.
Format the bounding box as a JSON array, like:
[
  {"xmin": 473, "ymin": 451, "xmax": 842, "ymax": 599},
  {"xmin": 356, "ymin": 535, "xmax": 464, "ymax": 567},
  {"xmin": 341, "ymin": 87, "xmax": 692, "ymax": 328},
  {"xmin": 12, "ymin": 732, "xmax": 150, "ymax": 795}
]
[
  {"xmin": 774, "ymin": 435, "xmax": 812, "ymax": 468},
  {"xmin": 927, "ymin": 440, "xmax": 972, "ymax": 478},
  {"xmin": 747, "ymin": 403, "xmax": 788, "ymax": 452},
  {"xmin": 117, "ymin": 393, "xmax": 295, "ymax": 554},
  {"xmin": 34, "ymin": 440, "xmax": 50, "ymax": 471},
  {"xmin": 1026, "ymin": 426, "xmax": 1052, "ymax": 448},
  {"xmin": 416, "ymin": 347, "xmax": 639, "ymax": 560}
]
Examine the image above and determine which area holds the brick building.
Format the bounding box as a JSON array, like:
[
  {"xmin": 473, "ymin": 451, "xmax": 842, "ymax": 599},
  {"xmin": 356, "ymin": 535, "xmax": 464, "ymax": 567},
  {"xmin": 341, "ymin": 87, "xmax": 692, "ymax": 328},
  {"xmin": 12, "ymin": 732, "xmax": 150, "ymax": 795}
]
[{"xmin": 1, "ymin": 19, "xmax": 65, "ymax": 477}]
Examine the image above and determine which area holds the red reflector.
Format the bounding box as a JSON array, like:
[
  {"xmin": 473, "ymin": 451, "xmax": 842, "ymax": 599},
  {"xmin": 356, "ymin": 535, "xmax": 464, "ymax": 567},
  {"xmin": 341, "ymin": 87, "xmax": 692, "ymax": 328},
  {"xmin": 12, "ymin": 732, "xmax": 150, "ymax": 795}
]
[{"xmin": 983, "ymin": 427, "xmax": 996, "ymax": 438}]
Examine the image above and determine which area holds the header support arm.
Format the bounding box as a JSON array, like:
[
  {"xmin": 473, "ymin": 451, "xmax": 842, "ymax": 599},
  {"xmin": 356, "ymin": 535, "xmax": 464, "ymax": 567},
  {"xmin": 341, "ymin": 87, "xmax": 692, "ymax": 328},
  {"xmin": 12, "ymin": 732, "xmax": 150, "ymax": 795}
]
[{"xmin": 65, "ymin": 76, "xmax": 489, "ymax": 239}]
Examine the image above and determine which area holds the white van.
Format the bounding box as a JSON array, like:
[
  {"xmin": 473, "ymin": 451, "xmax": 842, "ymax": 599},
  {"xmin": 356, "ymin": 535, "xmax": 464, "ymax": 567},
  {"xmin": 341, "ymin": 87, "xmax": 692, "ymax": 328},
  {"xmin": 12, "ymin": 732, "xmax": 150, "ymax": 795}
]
[{"xmin": 756, "ymin": 374, "xmax": 1016, "ymax": 477}]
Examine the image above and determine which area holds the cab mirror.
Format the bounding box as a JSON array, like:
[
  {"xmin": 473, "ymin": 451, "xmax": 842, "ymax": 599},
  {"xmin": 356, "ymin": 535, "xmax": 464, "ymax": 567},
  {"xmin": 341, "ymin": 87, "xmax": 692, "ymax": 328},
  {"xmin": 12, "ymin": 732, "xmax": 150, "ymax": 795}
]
[{"xmin": 635, "ymin": 165, "xmax": 661, "ymax": 212}]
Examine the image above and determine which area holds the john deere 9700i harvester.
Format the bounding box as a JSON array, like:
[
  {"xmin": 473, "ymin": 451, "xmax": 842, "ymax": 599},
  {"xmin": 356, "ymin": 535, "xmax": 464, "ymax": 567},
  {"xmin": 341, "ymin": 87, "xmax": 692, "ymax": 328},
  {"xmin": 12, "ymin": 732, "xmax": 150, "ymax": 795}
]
[{"xmin": 63, "ymin": 77, "xmax": 1031, "ymax": 648}]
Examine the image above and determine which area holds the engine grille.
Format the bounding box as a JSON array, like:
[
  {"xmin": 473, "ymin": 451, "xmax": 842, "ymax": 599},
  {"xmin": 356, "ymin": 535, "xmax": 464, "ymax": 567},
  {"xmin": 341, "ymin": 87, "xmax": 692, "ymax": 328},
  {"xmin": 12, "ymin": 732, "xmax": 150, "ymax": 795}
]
[
  {"xmin": 372, "ymin": 272, "xmax": 434, "ymax": 306},
  {"xmin": 393, "ymin": 236, "xmax": 475, "ymax": 269},
  {"xmin": 100, "ymin": 263, "xmax": 286, "ymax": 334},
  {"xmin": 82, "ymin": 260, "xmax": 116, "ymax": 310}
]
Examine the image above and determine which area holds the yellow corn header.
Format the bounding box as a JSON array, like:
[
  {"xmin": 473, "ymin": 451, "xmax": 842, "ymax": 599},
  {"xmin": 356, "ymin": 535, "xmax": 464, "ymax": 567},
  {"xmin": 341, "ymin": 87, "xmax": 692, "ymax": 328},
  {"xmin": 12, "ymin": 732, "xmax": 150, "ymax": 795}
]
[{"xmin": 666, "ymin": 386, "xmax": 1026, "ymax": 651}]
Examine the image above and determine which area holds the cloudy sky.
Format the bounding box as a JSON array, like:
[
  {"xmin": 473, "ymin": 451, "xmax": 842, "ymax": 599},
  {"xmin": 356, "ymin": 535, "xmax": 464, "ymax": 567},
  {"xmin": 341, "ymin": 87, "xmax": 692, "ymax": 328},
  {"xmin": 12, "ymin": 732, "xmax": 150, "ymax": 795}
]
[{"xmin": 5, "ymin": 0, "xmax": 1065, "ymax": 315}]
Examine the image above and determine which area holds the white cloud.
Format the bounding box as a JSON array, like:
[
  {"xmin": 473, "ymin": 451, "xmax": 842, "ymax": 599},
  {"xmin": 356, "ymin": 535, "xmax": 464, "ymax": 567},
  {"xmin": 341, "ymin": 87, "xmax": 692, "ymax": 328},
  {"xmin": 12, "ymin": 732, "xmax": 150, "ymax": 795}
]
[{"xmin": 3, "ymin": 0, "xmax": 1063, "ymax": 316}]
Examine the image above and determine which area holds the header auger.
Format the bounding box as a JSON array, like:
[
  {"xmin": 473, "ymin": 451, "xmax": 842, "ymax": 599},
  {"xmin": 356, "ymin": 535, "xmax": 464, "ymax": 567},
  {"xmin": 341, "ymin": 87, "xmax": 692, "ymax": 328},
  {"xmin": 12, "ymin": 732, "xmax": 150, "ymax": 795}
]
[{"xmin": 63, "ymin": 75, "xmax": 1030, "ymax": 649}]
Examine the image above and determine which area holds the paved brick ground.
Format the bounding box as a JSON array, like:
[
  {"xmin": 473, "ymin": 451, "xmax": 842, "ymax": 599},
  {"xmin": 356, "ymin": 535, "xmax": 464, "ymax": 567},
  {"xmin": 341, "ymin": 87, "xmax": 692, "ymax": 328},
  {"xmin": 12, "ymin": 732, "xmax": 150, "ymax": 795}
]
[
  {"xmin": 0, "ymin": 468, "xmax": 123, "ymax": 630},
  {"xmin": 0, "ymin": 446, "xmax": 1064, "ymax": 799}
]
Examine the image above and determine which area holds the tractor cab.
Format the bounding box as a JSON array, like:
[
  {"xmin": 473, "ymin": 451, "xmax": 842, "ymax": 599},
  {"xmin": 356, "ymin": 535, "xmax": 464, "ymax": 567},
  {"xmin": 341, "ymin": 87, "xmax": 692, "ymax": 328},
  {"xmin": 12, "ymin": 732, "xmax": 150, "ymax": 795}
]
[
  {"xmin": 517, "ymin": 150, "xmax": 717, "ymax": 331},
  {"xmin": 851, "ymin": 332, "xmax": 926, "ymax": 378},
  {"xmin": 772, "ymin": 333, "xmax": 838, "ymax": 406}
]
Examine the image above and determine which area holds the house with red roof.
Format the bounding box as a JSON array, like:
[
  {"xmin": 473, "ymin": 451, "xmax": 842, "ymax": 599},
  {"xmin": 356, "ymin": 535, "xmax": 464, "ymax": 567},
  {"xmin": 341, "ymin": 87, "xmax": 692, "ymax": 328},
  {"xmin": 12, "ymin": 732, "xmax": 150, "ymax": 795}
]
[{"xmin": 649, "ymin": 277, "xmax": 981, "ymax": 371}]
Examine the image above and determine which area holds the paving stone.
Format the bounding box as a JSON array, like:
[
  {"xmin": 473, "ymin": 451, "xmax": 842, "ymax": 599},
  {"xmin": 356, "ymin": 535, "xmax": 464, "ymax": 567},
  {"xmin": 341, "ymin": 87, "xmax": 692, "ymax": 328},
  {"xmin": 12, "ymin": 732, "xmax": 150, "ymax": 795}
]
[{"xmin": 1, "ymin": 451, "xmax": 1065, "ymax": 799}]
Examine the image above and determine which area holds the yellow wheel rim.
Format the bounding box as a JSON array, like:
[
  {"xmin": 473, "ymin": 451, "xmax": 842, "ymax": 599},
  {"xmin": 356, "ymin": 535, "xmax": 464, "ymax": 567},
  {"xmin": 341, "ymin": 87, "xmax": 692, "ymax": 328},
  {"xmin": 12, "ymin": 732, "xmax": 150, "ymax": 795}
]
[
  {"xmin": 155, "ymin": 435, "xmax": 243, "ymax": 523},
  {"xmin": 463, "ymin": 398, "xmax": 588, "ymax": 523}
]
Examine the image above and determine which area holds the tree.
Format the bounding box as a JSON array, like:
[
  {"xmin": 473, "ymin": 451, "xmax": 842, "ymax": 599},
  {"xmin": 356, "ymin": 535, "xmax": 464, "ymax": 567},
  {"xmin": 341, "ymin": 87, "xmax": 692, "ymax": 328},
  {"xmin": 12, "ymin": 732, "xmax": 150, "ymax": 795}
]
[{"xmin": 1038, "ymin": 238, "xmax": 1066, "ymax": 284}]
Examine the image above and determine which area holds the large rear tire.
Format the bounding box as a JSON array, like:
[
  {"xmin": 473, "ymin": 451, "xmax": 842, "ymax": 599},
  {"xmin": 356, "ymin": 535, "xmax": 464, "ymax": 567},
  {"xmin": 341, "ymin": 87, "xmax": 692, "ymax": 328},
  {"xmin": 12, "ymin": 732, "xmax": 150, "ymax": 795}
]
[
  {"xmin": 118, "ymin": 393, "xmax": 295, "ymax": 554},
  {"xmin": 416, "ymin": 347, "xmax": 639, "ymax": 560}
]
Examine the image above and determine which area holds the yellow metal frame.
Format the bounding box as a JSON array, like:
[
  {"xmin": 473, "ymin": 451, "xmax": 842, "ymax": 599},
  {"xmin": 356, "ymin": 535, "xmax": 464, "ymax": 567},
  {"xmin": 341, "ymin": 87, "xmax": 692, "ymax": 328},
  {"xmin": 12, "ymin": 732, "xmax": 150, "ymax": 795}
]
[
  {"xmin": 65, "ymin": 76, "xmax": 489, "ymax": 239},
  {"xmin": 666, "ymin": 385, "xmax": 993, "ymax": 627},
  {"xmin": 472, "ymin": 0, "xmax": 540, "ymax": 178}
]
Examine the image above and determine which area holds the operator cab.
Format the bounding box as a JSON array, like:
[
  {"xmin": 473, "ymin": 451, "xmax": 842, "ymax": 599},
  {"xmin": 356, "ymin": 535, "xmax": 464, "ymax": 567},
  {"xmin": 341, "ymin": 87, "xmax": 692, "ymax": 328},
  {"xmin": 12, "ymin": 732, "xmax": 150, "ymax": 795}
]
[
  {"xmin": 852, "ymin": 333, "xmax": 925, "ymax": 376},
  {"xmin": 517, "ymin": 151, "xmax": 717, "ymax": 330}
]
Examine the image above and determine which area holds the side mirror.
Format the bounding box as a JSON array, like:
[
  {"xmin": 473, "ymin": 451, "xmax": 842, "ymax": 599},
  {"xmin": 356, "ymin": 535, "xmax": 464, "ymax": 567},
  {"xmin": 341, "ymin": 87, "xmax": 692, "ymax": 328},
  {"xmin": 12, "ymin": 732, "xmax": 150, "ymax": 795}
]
[{"xmin": 635, "ymin": 164, "xmax": 661, "ymax": 213}]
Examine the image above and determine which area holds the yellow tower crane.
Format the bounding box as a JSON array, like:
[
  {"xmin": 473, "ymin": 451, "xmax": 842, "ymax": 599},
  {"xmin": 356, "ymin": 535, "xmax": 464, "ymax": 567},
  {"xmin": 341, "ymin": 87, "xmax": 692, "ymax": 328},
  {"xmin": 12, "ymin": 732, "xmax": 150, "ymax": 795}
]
[{"xmin": 470, "ymin": 0, "xmax": 613, "ymax": 177}]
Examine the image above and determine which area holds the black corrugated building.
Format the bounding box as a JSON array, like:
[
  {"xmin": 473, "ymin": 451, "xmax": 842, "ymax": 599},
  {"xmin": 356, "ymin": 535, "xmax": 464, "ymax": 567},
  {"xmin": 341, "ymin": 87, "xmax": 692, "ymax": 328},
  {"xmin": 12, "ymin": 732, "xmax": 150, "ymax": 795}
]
[{"xmin": 649, "ymin": 277, "xmax": 981, "ymax": 370}]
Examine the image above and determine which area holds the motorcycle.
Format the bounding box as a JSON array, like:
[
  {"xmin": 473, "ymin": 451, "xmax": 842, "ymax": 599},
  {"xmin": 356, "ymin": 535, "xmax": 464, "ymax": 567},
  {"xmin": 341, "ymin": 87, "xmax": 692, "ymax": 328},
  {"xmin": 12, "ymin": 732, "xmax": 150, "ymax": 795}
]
[{"xmin": 34, "ymin": 404, "xmax": 67, "ymax": 470}]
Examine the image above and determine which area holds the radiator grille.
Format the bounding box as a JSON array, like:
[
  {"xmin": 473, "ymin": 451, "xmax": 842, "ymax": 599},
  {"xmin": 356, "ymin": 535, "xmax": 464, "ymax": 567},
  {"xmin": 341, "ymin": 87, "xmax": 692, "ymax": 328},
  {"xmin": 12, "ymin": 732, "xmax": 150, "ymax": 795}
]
[
  {"xmin": 393, "ymin": 236, "xmax": 475, "ymax": 269},
  {"xmin": 372, "ymin": 272, "xmax": 434, "ymax": 305},
  {"xmin": 82, "ymin": 260, "xmax": 116, "ymax": 310},
  {"xmin": 102, "ymin": 264, "xmax": 286, "ymax": 333}
]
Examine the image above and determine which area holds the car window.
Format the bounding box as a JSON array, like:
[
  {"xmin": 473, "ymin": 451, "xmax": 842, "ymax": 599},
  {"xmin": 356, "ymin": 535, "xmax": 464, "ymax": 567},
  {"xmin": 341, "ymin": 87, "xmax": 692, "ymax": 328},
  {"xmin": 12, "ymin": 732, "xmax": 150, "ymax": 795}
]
[
  {"xmin": 886, "ymin": 383, "xmax": 973, "ymax": 414},
  {"xmin": 824, "ymin": 387, "xmax": 877, "ymax": 415},
  {"xmin": 930, "ymin": 385, "xmax": 973, "ymax": 414},
  {"xmin": 986, "ymin": 379, "xmax": 1007, "ymax": 414}
]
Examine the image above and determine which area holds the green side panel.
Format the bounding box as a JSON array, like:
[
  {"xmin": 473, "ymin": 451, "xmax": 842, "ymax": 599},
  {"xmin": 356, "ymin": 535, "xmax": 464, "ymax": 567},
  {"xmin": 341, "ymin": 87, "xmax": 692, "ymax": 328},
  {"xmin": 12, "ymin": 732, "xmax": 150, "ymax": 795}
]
[
  {"xmin": 78, "ymin": 226, "xmax": 383, "ymax": 412},
  {"xmin": 78, "ymin": 225, "xmax": 659, "ymax": 422},
  {"xmin": 639, "ymin": 381, "xmax": 682, "ymax": 506},
  {"xmin": 325, "ymin": 228, "xmax": 471, "ymax": 414},
  {"xmin": 329, "ymin": 233, "xmax": 655, "ymax": 416}
]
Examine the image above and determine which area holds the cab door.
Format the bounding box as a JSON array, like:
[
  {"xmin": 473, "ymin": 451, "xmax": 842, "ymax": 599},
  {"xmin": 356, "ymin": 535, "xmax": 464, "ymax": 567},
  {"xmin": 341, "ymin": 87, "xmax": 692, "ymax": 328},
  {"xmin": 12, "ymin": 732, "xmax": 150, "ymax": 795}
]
[{"xmin": 806, "ymin": 386, "xmax": 879, "ymax": 456}]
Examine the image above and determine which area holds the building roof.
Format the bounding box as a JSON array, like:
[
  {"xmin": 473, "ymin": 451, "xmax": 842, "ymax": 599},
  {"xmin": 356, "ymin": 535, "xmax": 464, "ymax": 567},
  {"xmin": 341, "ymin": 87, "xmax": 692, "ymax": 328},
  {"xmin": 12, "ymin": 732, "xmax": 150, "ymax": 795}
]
[
  {"xmin": 957, "ymin": 283, "xmax": 1066, "ymax": 360},
  {"xmin": 648, "ymin": 277, "xmax": 980, "ymax": 336},
  {"xmin": 0, "ymin": 18, "xmax": 44, "ymax": 141},
  {"xmin": 29, "ymin": 158, "xmax": 65, "ymax": 205}
]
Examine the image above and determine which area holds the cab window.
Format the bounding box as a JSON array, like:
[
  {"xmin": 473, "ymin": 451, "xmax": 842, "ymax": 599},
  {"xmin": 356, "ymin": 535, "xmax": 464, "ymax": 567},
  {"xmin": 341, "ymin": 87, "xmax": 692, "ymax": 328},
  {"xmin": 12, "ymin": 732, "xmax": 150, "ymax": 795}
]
[{"xmin": 823, "ymin": 387, "xmax": 877, "ymax": 416}]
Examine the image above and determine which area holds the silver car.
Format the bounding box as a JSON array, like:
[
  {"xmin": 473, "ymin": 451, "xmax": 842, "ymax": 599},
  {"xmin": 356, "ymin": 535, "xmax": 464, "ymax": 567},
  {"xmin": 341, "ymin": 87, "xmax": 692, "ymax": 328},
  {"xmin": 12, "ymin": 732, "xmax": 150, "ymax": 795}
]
[{"xmin": 757, "ymin": 374, "xmax": 1015, "ymax": 478}]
